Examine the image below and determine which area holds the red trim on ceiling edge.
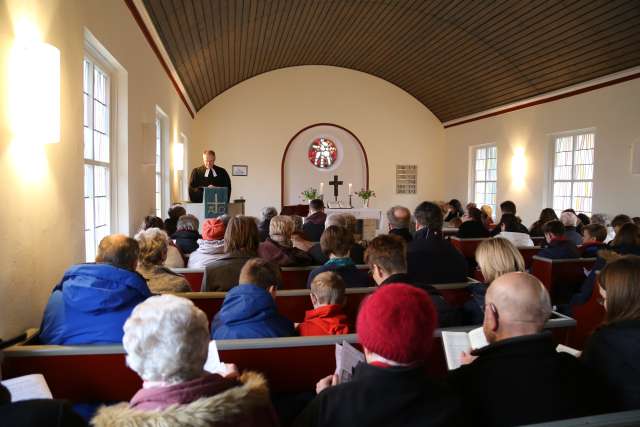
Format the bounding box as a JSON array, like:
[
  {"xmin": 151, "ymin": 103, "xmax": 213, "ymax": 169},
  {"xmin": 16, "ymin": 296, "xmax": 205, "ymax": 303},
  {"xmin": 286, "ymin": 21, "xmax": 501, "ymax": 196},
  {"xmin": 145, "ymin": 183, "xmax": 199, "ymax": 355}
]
[
  {"xmin": 281, "ymin": 123, "xmax": 370, "ymax": 210},
  {"xmin": 444, "ymin": 72, "xmax": 640, "ymax": 129},
  {"xmin": 123, "ymin": 0, "xmax": 195, "ymax": 119}
]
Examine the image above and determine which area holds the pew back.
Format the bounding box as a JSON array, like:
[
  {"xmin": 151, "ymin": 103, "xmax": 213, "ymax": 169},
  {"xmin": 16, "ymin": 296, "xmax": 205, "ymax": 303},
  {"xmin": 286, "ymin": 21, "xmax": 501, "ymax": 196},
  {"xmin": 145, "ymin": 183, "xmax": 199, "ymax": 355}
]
[
  {"xmin": 531, "ymin": 256, "xmax": 596, "ymax": 304},
  {"xmin": 2, "ymin": 314, "xmax": 574, "ymax": 403}
]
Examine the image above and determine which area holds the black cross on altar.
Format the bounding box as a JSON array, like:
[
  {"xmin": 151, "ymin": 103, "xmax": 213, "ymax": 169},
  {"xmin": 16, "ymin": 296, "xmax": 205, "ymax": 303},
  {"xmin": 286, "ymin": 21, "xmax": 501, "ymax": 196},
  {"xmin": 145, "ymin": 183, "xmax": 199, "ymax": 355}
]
[{"xmin": 329, "ymin": 175, "xmax": 343, "ymax": 200}]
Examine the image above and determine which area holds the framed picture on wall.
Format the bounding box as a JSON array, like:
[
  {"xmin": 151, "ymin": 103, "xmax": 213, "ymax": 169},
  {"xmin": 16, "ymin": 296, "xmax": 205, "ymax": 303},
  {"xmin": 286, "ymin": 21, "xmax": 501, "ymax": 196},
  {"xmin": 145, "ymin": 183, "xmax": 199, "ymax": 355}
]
[{"xmin": 232, "ymin": 165, "xmax": 248, "ymax": 176}]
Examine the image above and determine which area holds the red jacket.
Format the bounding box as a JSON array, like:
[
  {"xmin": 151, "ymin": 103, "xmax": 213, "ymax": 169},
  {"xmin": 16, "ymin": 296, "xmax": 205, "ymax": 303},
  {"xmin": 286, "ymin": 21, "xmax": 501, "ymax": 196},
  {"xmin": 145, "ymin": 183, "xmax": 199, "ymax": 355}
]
[{"xmin": 297, "ymin": 304, "xmax": 351, "ymax": 336}]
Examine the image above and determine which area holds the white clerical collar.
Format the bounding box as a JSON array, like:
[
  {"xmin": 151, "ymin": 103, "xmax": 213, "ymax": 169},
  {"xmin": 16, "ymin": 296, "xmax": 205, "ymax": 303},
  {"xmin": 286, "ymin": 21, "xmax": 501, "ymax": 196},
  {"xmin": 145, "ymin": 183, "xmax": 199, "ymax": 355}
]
[{"xmin": 204, "ymin": 167, "xmax": 217, "ymax": 178}]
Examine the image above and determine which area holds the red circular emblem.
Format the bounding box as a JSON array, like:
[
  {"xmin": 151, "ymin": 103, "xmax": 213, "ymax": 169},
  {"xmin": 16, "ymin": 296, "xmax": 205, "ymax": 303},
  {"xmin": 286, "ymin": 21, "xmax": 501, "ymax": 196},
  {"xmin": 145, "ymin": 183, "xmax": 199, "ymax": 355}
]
[{"xmin": 308, "ymin": 138, "xmax": 338, "ymax": 168}]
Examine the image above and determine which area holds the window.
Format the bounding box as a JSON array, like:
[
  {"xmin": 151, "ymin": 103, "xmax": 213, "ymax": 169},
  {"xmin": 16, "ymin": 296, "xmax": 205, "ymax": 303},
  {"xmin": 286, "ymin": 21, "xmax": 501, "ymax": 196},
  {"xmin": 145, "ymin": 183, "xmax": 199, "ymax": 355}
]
[
  {"xmin": 155, "ymin": 116, "xmax": 162, "ymax": 217},
  {"xmin": 83, "ymin": 57, "xmax": 111, "ymax": 261},
  {"xmin": 472, "ymin": 145, "xmax": 497, "ymax": 217},
  {"xmin": 552, "ymin": 131, "xmax": 595, "ymax": 215}
]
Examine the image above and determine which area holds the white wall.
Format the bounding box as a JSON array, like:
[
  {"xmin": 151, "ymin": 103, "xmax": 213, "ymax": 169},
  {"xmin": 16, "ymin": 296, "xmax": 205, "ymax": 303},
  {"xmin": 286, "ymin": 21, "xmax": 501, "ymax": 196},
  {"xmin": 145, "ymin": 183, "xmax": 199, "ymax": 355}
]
[
  {"xmin": 0, "ymin": 0, "xmax": 193, "ymax": 339},
  {"xmin": 192, "ymin": 65, "xmax": 446, "ymax": 217},
  {"xmin": 444, "ymin": 78, "xmax": 640, "ymax": 226}
]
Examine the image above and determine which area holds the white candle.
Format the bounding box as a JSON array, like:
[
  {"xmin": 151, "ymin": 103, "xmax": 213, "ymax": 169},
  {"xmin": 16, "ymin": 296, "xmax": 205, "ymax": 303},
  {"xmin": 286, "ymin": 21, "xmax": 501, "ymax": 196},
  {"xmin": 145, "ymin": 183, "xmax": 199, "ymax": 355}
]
[
  {"xmin": 320, "ymin": 182, "xmax": 324, "ymax": 194},
  {"xmin": 348, "ymin": 183, "xmax": 352, "ymax": 194}
]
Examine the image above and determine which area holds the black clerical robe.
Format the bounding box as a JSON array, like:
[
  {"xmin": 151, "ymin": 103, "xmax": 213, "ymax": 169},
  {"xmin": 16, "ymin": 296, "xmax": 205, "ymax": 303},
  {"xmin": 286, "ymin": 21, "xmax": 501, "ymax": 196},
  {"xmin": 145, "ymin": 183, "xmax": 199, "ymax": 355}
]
[{"xmin": 188, "ymin": 165, "xmax": 231, "ymax": 203}]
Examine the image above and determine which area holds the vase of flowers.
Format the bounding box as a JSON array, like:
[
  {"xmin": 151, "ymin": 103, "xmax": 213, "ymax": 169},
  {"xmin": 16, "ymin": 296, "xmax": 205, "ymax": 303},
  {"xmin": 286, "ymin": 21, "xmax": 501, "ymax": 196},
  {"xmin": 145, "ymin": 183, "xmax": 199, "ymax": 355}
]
[
  {"xmin": 301, "ymin": 187, "xmax": 320, "ymax": 203},
  {"xmin": 356, "ymin": 189, "xmax": 376, "ymax": 208}
]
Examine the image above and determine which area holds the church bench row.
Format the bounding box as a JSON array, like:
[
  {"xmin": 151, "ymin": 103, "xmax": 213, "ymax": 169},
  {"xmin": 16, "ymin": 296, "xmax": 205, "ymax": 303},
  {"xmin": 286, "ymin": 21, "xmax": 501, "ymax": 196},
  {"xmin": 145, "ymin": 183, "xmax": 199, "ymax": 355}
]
[
  {"xmin": 530, "ymin": 256, "xmax": 596, "ymax": 305},
  {"xmin": 172, "ymin": 265, "xmax": 374, "ymax": 292},
  {"xmin": 520, "ymin": 409, "xmax": 640, "ymax": 426},
  {"xmin": 177, "ymin": 280, "xmax": 477, "ymax": 323},
  {"xmin": 1, "ymin": 314, "xmax": 575, "ymax": 403},
  {"xmin": 451, "ymin": 237, "xmax": 542, "ymax": 268},
  {"xmin": 569, "ymin": 274, "xmax": 605, "ymax": 350}
]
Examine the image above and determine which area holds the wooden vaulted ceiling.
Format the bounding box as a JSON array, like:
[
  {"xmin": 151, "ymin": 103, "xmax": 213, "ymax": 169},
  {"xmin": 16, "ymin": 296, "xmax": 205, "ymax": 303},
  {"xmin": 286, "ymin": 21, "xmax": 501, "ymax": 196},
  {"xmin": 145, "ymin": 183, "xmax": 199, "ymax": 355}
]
[{"xmin": 141, "ymin": 0, "xmax": 640, "ymax": 122}]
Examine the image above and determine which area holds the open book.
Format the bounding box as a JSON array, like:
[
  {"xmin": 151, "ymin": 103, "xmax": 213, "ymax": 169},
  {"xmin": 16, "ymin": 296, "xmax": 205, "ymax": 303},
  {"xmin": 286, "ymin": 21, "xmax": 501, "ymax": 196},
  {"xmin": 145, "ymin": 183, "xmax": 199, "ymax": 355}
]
[
  {"xmin": 335, "ymin": 341, "xmax": 365, "ymax": 384},
  {"xmin": 1, "ymin": 374, "xmax": 52, "ymax": 402},
  {"xmin": 441, "ymin": 327, "xmax": 489, "ymax": 370}
]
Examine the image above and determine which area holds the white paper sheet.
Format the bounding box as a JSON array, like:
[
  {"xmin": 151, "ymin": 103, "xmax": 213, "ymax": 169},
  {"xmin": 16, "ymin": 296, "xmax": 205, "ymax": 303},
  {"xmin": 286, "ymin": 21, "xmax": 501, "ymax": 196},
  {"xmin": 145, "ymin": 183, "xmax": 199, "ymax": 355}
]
[
  {"xmin": 2, "ymin": 374, "xmax": 52, "ymax": 402},
  {"xmin": 468, "ymin": 327, "xmax": 489, "ymax": 350},
  {"xmin": 556, "ymin": 344, "xmax": 582, "ymax": 358},
  {"xmin": 441, "ymin": 331, "xmax": 471, "ymax": 371},
  {"xmin": 335, "ymin": 340, "xmax": 365, "ymax": 384},
  {"xmin": 203, "ymin": 340, "xmax": 227, "ymax": 375}
]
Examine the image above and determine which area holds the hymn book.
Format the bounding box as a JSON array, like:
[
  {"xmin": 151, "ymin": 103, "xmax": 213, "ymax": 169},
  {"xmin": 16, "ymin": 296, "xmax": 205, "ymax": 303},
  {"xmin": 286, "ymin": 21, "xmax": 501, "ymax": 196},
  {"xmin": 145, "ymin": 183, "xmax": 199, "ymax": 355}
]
[
  {"xmin": 335, "ymin": 341, "xmax": 365, "ymax": 384},
  {"xmin": 1, "ymin": 374, "xmax": 52, "ymax": 402},
  {"xmin": 441, "ymin": 327, "xmax": 489, "ymax": 370}
]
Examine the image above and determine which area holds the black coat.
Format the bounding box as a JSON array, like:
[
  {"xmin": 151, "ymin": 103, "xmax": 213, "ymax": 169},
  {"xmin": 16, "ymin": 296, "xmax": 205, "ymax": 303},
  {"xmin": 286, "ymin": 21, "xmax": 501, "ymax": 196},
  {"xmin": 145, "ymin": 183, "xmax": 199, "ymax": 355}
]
[
  {"xmin": 294, "ymin": 363, "xmax": 464, "ymax": 427},
  {"xmin": 407, "ymin": 228, "xmax": 468, "ymax": 284},
  {"xmin": 308, "ymin": 243, "xmax": 365, "ymax": 265},
  {"xmin": 448, "ymin": 332, "xmax": 601, "ymax": 427},
  {"xmin": 490, "ymin": 220, "xmax": 528, "ymax": 236},
  {"xmin": 389, "ymin": 227, "xmax": 413, "ymax": 242},
  {"xmin": 457, "ymin": 221, "xmax": 490, "ymax": 238},
  {"xmin": 302, "ymin": 223, "xmax": 325, "ymax": 242},
  {"xmin": 582, "ymin": 319, "xmax": 640, "ymax": 412},
  {"xmin": 172, "ymin": 230, "xmax": 200, "ymax": 255},
  {"xmin": 0, "ymin": 386, "xmax": 87, "ymax": 427},
  {"xmin": 537, "ymin": 239, "xmax": 580, "ymax": 259},
  {"xmin": 188, "ymin": 165, "xmax": 231, "ymax": 203},
  {"xmin": 381, "ymin": 273, "xmax": 462, "ymax": 327}
]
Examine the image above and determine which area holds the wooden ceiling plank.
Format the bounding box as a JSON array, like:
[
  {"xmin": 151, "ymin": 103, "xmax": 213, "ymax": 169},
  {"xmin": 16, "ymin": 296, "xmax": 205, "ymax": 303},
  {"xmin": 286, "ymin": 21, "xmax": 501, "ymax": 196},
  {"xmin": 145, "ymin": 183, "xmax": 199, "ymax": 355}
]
[
  {"xmin": 403, "ymin": 0, "xmax": 621, "ymax": 98},
  {"xmin": 317, "ymin": 1, "xmax": 373, "ymax": 66},
  {"xmin": 289, "ymin": 0, "xmax": 333, "ymax": 66},
  {"xmin": 279, "ymin": 0, "xmax": 316, "ymax": 67},
  {"xmin": 185, "ymin": 0, "xmax": 215, "ymax": 102},
  {"xmin": 425, "ymin": 17, "xmax": 640, "ymax": 108}
]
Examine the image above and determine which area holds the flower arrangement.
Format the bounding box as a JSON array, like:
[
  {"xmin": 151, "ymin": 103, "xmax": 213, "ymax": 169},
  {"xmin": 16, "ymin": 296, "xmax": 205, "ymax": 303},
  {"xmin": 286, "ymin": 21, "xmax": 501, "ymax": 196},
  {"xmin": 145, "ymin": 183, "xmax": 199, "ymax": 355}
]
[
  {"xmin": 355, "ymin": 189, "xmax": 376, "ymax": 200},
  {"xmin": 356, "ymin": 189, "xmax": 376, "ymax": 207},
  {"xmin": 301, "ymin": 187, "xmax": 320, "ymax": 202}
]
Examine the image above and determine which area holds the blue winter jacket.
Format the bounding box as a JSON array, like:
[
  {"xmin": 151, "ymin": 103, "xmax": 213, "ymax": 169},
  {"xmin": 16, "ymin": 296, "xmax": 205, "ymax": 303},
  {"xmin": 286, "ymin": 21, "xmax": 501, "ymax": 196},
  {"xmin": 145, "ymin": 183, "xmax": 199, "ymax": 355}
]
[
  {"xmin": 211, "ymin": 284, "xmax": 294, "ymax": 339},
  {"xmin": 39, "ymin": 263, "xmax": 151, "ymax": 345}
]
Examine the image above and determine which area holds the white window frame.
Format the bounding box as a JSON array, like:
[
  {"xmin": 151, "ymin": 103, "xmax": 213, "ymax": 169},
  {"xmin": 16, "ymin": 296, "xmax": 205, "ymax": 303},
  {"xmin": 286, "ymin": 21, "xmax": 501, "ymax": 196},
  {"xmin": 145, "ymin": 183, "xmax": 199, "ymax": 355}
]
[
  {"xmin": 469, "ymin": 144, "xmax": 498, "ymax": 219},
  {"xmin": 549, "ymin": 128, "xmax": 596, "ymax": 216},
  {"xmin": 83, "ymin": 50, "xmax": 116, "ymax": 262},
  {"xmin": 179, "ymin": 132, "xmax": 189, "ymax": 201},
  {"xmin": 155, "ymin": 107, "xmax": 170, "ymax": 218}
]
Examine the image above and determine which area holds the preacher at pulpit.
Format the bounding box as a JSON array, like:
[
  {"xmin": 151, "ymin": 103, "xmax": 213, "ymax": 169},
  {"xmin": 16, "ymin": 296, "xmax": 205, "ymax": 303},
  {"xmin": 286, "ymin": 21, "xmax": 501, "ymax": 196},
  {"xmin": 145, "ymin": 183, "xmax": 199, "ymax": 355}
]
[{"xmin": 188, "ymin": 150, "xmax": 232, "ymax": 203}]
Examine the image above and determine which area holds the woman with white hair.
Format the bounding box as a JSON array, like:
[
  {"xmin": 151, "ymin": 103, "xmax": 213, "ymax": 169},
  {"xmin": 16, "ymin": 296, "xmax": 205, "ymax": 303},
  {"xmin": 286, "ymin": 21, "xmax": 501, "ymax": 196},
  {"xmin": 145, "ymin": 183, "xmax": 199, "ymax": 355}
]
[
  {"xmin": 92, "ymin": 295, "xmax": 277, "ymax": 427},
  {"xmin": 135, "ymin": 228, "xmax": 191, "ymax": 293}
]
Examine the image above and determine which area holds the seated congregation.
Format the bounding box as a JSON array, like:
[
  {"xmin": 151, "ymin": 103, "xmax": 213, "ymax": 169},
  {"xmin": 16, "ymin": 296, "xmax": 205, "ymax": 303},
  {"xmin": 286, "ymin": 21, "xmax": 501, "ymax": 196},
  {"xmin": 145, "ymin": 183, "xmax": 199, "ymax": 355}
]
[{"xmin": 4, "ymin": 198, "xmax": 640, "ymax": 426}]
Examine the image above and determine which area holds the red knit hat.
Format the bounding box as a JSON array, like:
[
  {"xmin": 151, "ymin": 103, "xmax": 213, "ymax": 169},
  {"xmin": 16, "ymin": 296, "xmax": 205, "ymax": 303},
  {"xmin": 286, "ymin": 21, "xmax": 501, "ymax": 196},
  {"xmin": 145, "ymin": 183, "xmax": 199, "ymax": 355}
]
[
  {"xmin": 357, "ymin": 283, "xmax": 437, "ymax": 364},
  {"xmin": 202, "ymin": 218, "xmax": 225, "ymax": 241}
]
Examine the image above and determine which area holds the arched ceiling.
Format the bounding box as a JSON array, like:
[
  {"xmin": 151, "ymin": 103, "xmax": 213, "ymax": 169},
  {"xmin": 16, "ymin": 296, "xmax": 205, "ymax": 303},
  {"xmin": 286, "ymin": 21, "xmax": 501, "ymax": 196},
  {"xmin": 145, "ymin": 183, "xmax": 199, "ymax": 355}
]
[{"xmin": 141, "ymin": 0, "xmax": 640, "ymax": 122}]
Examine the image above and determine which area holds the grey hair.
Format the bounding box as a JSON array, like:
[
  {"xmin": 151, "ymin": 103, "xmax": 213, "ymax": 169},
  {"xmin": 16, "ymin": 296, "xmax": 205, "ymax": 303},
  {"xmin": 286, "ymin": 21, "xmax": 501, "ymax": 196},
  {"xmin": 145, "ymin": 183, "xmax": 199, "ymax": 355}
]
[
  {"xmin": 260, "ymin": 207, "xmax": 278, "ymax": 222},
  {"xmin": 560, "ymin": 211, "xmax": 578, "ymax": 227},
  {"xmin": 123, "ymin": 295, "xmax": 209, "ymax": 384},
  {"xmin": 325, "ymin": 213, "xmax": 347, "ymax": 228},
  {"xmin": 134, "ymin": 227, "xmax": 169, "ymax": 266},
  {"xmin": 386, "ymin": 206, "xmax": 411, "ymax": 229},
  {"xmin": 177, "ymin": 214, "xmax": 199, "ymax": 232},
  {"xmin": 591, "ymin": 213, "xmax": 608, "ymax": 226}
]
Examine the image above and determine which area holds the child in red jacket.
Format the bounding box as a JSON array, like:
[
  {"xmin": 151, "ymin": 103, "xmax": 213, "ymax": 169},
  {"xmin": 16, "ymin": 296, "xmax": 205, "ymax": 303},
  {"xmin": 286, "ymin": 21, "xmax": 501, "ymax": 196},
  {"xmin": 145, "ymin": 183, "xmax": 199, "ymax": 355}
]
[{"xmin": 297, "ymin": 271, "xmax": 351, "ymax": 336}]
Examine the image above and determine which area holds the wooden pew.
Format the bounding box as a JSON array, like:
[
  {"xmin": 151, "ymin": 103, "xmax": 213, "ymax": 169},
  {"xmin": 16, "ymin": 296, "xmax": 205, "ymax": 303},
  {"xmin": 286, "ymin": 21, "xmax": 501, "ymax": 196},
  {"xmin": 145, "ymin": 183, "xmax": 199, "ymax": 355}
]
[
  {"xmin": 451, "ymin": 237, "xmax": 541, "ymax": 268},
  {"xmin": 450, "ymin": 237, "xmax": 487, "ymax": 258},
  {"xmin": 172, "ymin": 267, "xmax": 204, "ymax": 292},
  {"xmin": 174, "ymin": 265, "xmax": 374, "ymax": 292},
  {"xmin": 530, "ymin": 256, "xmax": 596, "ymax": 304},
  {"xmin": 280, "ymin": 265, "xmax": 373, "ymax": 290},
  {"xmin": 1, "ymin": 314, "xmax": 575, "ymax": 403},
  {"xmin": 519, "ymin": 409, "xmax": 640, "ymax": 426},
  {"xmin": 569, "ymin": 273, "xmax": 605, "ymax": 350},
  {"xmin": 183, "ymin": 280, "xmax": 477, "ymax": 324},
  {"xmin": 184, "ymin": 287, "xmax": 375, "ymax": 323}
]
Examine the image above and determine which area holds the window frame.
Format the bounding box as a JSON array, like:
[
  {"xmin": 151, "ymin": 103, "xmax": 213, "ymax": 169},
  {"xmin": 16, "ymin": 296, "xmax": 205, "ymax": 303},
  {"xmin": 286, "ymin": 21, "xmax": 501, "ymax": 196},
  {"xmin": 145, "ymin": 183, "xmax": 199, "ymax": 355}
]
[
  {"xmin": 548, "ymin": 128, "xmax": 596, "ymax": 216},
  {"xmin": 155, "ymin": 107, "xmax": 170, "ymax": 218},
  {"xmin": 469, "ymin": 143, "xmax": 498, "ymax": 219},
  {"xmin": 83, "ymin": 50, "xmax": 116, "ymax": 261}
]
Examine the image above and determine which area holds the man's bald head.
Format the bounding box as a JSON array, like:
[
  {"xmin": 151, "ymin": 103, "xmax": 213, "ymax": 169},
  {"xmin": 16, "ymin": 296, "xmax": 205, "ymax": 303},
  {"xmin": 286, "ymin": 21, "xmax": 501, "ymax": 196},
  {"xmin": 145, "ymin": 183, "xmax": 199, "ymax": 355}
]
[
  {"xmin": 96, "ymin": 234, "xmax": 140, "ymax": 271},
  {"xmin": 484, "ymin": 272, "xmax": 552, "ymax": 342}
]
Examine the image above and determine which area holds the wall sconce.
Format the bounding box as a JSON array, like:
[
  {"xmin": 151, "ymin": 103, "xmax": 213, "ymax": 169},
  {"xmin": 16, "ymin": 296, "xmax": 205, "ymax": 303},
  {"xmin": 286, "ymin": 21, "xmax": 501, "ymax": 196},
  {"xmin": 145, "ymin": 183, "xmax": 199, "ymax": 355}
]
[
  {"xmin": 173, "ymin": 142, "xmax": 184, "ymax": 171},
  {"xmin": 511, "ymin": 146, "xmax": 527, "ymax": 190},
  {"xmin": 9, "ymin": 40, "xmax": 60, "ymax": 144}
]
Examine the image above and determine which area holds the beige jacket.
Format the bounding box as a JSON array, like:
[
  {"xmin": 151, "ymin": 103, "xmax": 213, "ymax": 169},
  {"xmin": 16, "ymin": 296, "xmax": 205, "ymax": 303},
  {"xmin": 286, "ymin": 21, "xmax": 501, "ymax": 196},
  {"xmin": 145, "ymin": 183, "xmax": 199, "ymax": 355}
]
[
  {"xmin": 91, "ymin": 372, "xmax": 277, "ymax": 427},
  {"xmin": 137, "ymin": 264, "xmax": 191, "ymax": 294}
]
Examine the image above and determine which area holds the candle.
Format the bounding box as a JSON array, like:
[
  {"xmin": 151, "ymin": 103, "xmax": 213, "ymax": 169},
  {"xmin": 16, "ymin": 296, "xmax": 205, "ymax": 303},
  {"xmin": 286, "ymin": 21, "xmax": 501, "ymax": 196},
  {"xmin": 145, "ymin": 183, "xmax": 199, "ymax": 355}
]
[
  {"xmin": 349, "ymin": 183, "xmax": 352, "ymax": 194},
  {"xmin": 320, "ymin": 182, "xmax": 324, "ymax": 194}
]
